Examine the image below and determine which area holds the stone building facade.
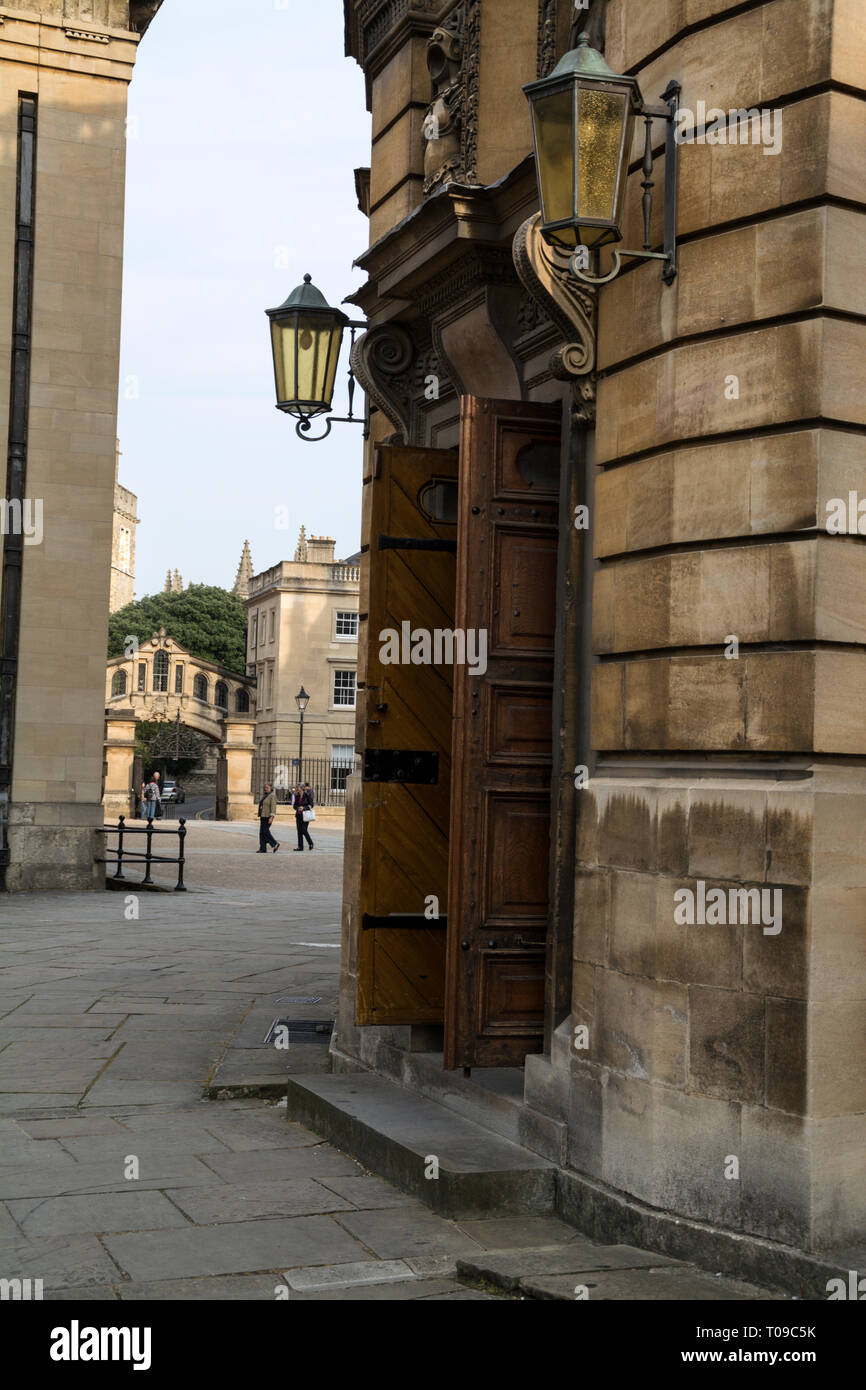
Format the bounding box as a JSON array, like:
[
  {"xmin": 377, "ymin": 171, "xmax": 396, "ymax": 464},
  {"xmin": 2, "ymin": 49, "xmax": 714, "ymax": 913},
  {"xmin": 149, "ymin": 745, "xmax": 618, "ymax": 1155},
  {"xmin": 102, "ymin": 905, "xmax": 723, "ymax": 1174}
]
[
  {"xmin": 0, "ymin": 0, "xmax": 163, "ymax": 891},
  {"xmin": 109, "ymin": 442, "xmax": 137, "ymax": 612},
  {"xmin": 326, "ymin": 0, "xmax": 866, "ymax": 1286},
  {"xmin": 245, "ymin": 529, "xmax": 360, "ymax": 787}
]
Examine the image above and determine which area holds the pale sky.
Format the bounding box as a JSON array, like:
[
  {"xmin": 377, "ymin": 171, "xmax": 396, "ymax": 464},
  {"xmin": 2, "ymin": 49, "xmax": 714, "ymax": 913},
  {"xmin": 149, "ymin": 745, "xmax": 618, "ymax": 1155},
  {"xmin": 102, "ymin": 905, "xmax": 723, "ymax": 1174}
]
[{"xmin": 117, "ymin": 0, "xmax": 371, "ymax": 599}]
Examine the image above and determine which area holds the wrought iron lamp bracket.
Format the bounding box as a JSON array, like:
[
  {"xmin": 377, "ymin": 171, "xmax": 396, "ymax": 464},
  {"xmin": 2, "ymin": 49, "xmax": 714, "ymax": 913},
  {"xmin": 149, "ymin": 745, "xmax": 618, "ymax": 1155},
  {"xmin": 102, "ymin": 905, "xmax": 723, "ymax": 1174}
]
[
  {"xmin": 295, "ymin": 321, "xmax": 370, "ymax": 443},
  {"xmin": 570, "ymin": 80, "xmax": 681, "ymax": 289}
]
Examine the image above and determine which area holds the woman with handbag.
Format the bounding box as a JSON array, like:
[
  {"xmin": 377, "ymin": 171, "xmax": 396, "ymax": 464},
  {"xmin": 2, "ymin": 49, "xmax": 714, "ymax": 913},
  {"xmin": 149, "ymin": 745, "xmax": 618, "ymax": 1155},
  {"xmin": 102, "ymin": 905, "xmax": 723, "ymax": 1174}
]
[{"xmin": 293, "ymin": 783, "xmax": 315, "ymax": 852}]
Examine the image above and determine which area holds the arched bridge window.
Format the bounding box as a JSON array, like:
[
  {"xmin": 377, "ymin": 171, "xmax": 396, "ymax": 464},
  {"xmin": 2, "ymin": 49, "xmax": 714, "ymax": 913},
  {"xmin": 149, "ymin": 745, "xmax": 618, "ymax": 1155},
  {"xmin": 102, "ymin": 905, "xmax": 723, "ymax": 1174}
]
[
  {"xmin": 111, "ymin": 669, "xmax": 127, "ymax": 697},
  {"xmin": 215, "ymin": 681, "xmax": 229, "ymax": 710},
  {"xmin": 153, "ymin": 650, "xmax": 169, "ymax": 693},
  {"xmin": 235, "ymin": 688, "xmax": 250, "ymax": 714},
  {"xmin": 193, "ymin": 673, "xmax": 209, "ymax": 702}
]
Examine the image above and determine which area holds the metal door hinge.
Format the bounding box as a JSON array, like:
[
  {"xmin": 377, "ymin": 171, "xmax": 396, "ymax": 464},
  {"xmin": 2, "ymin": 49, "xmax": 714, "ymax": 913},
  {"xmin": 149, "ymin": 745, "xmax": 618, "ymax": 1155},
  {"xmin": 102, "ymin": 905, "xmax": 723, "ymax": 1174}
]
[{"xmin": 363, "ymin": 749, "xmax": 439, "ymax": 784}]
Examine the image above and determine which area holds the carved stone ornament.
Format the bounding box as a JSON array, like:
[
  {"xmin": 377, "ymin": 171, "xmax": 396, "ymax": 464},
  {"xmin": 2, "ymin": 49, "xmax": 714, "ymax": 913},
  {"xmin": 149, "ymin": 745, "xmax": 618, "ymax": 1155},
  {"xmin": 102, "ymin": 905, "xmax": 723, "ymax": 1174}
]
[
  {"xmin": 512, "ymin": 213, "xmax": 597, "ymax": 421},
  {"xmin": 537, "ymin": 0, "xmax": 558, "ymax": 78},
  {"xmin": 130, "ymin": 1, "xmax": 163, "ymax": 35},
  {"xmin": 422, "ymin": 0, "xmax": 480, "ymax": 194},
  {"xmin": 350, "ymin": 323, "xmax": 415, "ymax": 443}
]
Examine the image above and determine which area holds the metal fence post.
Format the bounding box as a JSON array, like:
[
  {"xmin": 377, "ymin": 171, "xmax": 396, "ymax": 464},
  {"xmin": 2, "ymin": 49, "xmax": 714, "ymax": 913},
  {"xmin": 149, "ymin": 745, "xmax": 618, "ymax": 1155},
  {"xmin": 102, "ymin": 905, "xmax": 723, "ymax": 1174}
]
[
  {"xmin": 114, "ymin": 815, "xmax": 126, "ymax": 879},
  {"xmin": 142, "ymin": 819, "xmax": 154, "ymax": 886},
  {"xmin": 175, "ymin": 817, "xmax": 187, "ymax": 892}
]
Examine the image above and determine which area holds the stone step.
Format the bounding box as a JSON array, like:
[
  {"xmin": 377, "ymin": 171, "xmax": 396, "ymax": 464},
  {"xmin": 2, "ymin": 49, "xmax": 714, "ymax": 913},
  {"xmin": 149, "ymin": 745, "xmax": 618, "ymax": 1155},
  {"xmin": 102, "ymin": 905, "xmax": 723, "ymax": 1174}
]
[
  {"xmin": 455, "ymin": 1246, "xmax": 780, "ymax": 1302},
  {"xmin": 285, "ymin": 1072, "xmax": 556, "ymax": 1219}
]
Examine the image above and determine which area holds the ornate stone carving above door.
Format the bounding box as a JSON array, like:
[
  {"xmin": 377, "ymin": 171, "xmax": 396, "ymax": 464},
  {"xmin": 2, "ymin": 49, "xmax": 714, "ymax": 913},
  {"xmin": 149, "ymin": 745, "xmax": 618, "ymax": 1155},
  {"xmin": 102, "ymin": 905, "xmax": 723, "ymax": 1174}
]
[
  {"xmin": 537, "ymin": 0, "xmax": 559, "ymax": 78},
  {"xmin": 422, "ymin": 0, "xmax": 481, "ymax": 194}
]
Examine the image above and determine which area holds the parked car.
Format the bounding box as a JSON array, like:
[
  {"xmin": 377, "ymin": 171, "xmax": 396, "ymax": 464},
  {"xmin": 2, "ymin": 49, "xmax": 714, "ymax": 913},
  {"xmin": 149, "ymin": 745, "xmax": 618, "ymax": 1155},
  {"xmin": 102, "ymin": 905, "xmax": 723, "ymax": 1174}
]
[{"xmin": 161, "ymin": 781, "xmax": 185, "ymax": 804}]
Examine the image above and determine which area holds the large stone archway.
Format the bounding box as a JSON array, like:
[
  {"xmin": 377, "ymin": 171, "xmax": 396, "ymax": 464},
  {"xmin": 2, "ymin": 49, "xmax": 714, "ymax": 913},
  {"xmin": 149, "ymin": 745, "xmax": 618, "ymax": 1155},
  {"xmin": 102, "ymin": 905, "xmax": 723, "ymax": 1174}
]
[
  {"xmin": 103, "ymin": 711, "xmax": 258, "ymax": 823},
  {"xmin": 103, "ymin": 633, "xmax": 258, "ymax": 820}
]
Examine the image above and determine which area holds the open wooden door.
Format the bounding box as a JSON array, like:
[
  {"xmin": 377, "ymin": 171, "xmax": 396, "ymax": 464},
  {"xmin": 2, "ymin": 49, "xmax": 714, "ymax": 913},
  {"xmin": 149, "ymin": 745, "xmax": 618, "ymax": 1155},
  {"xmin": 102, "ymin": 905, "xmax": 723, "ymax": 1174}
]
[
  {"xmin": 444, "ymin": 398, "xmax": 562, "ymax": 1069},
  {"xmin": 356, "ymin": 443, "xmax": 458, "ymax": 1026}
]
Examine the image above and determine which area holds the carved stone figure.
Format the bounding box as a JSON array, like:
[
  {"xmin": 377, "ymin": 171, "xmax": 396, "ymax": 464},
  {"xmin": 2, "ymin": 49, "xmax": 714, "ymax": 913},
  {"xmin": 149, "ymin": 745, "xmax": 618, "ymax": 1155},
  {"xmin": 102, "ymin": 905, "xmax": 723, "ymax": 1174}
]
[{"xmin": 423, "ymin": 19, "xmax": 464, "ymax": 192}]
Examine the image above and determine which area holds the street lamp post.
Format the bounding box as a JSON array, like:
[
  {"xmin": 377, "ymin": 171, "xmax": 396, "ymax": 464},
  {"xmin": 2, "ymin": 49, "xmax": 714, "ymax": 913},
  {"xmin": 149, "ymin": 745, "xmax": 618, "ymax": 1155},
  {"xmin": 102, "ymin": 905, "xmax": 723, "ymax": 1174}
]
[{"xmin": 295, "ymin": 685, "xmax": 310, "ymax": 778}]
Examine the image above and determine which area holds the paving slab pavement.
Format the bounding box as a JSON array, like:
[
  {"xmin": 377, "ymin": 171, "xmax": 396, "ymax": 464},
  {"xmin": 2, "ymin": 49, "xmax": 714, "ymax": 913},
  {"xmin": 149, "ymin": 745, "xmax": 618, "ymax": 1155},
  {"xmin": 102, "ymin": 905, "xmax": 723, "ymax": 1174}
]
[{"xmin": 0, "ymin": 823, "xmax": 785, "ymax": 1301}]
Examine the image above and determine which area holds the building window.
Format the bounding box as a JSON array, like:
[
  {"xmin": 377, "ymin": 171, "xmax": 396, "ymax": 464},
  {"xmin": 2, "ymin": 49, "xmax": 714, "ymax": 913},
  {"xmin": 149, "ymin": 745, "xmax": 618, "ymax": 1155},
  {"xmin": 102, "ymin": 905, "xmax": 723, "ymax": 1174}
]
[
  {"xmin": 333, "ymin": 669, "xmax": 356, "ymax": 708},
  {"xmin": 250, "ymin": 613, "xmax": 258, "ymax": 652},
  {"xmin": 174, "ymin": 665, "xmax": 184, "ymax": 695},
  {"xmin": 330, "ymin": 744, "xmax": 354, "ymax": 794},
  {"xmin": 153, "ymin": 650, "xmax": 169, "ymax": 693},
  {"xmin": 193, "ymin": 673, "xmax": 209, "ymax": 702},
  {"xmin": 335, "ymin": 610, "xmax": 359, "ymax": 639},
  {"xmin": 267, "ymin": 665, "xmax": 274, "ymax": 709},
  {"xmin": 236, "ymin": 688, "xmax": 250, "ymax": 714},
  {"xmin": 269, "ymin": 608, "xmax": 276, "ymax": 641},
  {"xmin": 215, "ymin": 680, "xmax": 228, "ymax": 710},
  {"xmin": 111, "ymin": 670, "xmax": 127, "ymax": 697},
  {"xmin": 137, "ymin": 663, "xmax": 146, "ymax": 693},
  {"xmin": 258, "ymin": 610, "xmax": 266, "ymax": 647}
]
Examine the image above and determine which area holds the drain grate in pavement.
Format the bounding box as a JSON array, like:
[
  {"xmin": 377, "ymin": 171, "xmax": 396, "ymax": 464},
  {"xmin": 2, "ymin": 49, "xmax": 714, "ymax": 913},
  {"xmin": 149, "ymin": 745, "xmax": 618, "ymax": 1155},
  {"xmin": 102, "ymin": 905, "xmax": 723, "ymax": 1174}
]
[
  {"xmin": 263, "ymin": 1018, "xmax": 334, "ymax": 1046},
  {"xmin": 276, "ymin": 996, "xmax": 322, "ymax": 1005}
]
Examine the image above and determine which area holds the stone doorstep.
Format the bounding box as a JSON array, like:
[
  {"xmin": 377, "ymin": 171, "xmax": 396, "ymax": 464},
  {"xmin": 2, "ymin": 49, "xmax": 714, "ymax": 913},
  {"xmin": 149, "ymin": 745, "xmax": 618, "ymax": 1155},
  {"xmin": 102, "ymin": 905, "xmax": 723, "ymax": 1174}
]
[
  {"xmin": 284, "ymin": 1072, "xmax": 556, "ymax": 1221},
  {"xmin": 359, "ymin": 1042, "xmax": 567, "ymax": 1166},
  {"xmin": 282, "ymin": 1070, "xmax": 860, "ymax": 1302}
]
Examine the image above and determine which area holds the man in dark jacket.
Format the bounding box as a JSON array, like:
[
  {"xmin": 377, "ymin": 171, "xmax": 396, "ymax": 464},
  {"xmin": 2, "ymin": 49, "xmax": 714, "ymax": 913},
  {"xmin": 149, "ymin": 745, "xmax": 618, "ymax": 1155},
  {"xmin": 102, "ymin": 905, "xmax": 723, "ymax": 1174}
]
[{"xmin": 258, "ymin": 783, "xmax": 279, "ymax": 853}]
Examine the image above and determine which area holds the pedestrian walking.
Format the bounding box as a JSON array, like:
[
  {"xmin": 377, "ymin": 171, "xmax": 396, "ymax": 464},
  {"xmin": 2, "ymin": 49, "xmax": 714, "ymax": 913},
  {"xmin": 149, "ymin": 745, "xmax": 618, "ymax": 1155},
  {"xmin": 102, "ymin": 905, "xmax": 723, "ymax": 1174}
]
[
  {"xmin": 293, "ymin": 783, "xmax": 315, "ymax": 851},
  {"xmin": 142, "ymin": 775, "xmax": 161, "ymax": 822},
  {"xmin": 258, "ymin": 782, "xmax": 280, "ymax": 853}
]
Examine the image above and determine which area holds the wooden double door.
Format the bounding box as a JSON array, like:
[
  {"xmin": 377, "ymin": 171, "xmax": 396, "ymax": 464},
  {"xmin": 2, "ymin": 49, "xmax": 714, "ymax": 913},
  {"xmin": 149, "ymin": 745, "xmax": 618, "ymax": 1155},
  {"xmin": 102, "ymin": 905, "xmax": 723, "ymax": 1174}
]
[{"xmin": 358, "ymin": 397, "xmax": 562, "ymax": 1069}]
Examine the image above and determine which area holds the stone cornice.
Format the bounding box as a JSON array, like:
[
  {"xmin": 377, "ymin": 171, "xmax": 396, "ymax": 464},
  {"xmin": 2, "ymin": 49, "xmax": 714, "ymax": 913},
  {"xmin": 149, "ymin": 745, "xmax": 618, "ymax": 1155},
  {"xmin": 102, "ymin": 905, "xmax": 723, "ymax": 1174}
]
[
  {"xmin": 348, "ymin": 154, "xmax": 539, "ymax": 320},
  {"xmin": 0, "ymin": 3, "xmax": 161, "ymax": 39},
  {"xmin": 0, "ymin": 8, "xmax": 142, "ymax": 75},
  {"xmin": 345, "ymin": 0, "xmax": 441, "ymax": 107}
]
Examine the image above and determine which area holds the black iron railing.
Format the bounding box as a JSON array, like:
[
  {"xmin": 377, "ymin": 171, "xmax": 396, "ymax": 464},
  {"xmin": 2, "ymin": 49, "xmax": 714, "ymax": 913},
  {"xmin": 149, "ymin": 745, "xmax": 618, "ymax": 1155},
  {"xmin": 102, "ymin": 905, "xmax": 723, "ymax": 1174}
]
[
  {"xmin": 250, "ymin": 754, "xmax": 353, "ymax": 809},
  {"xmin": 97, "ymin": 815, "xmax": 187, "ymax": 892}
]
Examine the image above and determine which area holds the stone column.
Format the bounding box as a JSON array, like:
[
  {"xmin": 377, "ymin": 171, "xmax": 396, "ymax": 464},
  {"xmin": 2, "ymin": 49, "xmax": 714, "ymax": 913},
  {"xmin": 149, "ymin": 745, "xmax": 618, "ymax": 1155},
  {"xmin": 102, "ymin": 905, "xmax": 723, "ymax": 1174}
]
[
  {"xmin": 220, "ymin": 715, "xmax": 258, "ymax": 821},
  {"xmin": 103, "ymin": 711, "xmax": 137, "ymax": 822}
]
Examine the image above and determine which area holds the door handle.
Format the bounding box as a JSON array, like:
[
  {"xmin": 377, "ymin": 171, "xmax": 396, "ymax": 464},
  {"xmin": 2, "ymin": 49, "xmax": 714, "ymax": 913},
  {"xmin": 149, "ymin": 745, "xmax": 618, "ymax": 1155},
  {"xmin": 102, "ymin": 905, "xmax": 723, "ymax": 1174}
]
[{"xmin": 516, "ymin": 936, "xmax": 543, "ymax": 948}]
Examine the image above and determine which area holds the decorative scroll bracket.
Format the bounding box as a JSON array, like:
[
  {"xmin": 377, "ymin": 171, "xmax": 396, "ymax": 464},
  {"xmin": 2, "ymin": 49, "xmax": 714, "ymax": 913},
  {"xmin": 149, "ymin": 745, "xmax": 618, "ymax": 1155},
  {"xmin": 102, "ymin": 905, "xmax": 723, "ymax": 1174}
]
[
  {"xmin": 350, "ymin": 323, "xmax": 416, "ymax": 444},
  {"xmin": 512, "ymin": 213, "xmax": 597, "ymax": 422}
]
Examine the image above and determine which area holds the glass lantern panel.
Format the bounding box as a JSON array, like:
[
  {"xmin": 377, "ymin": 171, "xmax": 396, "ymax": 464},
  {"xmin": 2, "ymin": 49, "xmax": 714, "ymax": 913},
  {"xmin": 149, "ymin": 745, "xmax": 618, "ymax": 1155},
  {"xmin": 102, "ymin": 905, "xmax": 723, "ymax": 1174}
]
[
  {"xmin": 295, "ymin": 313, "xmax": 342, "ymax": 411},
  {"xmin": 532, "ymin": 87, "xmax": 574, "ymax": 230},
  {"xmin": 270, "ymin": 315, "xmax": 295, "ymax": 407},
  {"xmin": 576, "ymin": 88, "xmax": 627, "ymax": 226},
  {"xmin": 320, "ymin": 321, "xmax": 344, "ymax": 413}
]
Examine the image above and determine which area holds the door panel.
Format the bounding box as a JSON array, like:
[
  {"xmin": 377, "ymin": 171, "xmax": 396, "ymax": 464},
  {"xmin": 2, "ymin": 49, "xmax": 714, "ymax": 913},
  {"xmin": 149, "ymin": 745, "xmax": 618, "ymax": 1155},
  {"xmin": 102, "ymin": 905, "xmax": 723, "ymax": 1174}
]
[
  {"xmin": 445, "ymin": 397, "xmax": 562, "ymax": 1069},
  {"xmin": 357, "ymin": 444, "xmax": 458, "ymax": 1026}
]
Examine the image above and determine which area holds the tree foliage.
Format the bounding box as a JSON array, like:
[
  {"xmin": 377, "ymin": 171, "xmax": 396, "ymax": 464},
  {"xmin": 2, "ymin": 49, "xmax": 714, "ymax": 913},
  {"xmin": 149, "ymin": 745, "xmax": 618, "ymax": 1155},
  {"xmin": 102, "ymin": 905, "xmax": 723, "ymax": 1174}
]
[{"xmin": 108, "ymin": 585, "xmax": 247, "ymax": 672}]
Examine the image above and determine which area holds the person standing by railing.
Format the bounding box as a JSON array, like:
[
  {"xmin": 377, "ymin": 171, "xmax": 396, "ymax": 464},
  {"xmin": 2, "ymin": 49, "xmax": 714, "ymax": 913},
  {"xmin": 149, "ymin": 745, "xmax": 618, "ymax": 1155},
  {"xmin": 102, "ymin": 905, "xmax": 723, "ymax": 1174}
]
[{"xmin": 142, "ymin": 775, "xmax": 161, "ymax": 823}]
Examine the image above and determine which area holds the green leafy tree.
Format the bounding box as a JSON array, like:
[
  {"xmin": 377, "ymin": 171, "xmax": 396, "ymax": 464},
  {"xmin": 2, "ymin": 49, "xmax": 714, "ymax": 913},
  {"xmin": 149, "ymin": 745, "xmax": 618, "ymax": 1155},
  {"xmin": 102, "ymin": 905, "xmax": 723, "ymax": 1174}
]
[{"xmin": 108, "ymin": 585, "xmax": 247, "ymax": 672}]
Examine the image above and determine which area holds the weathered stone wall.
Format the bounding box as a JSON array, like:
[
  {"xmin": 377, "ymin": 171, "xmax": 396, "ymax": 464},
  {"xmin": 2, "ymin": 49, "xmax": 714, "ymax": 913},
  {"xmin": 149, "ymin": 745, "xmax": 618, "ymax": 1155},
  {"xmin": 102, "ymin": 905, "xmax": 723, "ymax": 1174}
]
[{"xmin": 571, "ymin": 0, "xmax": 866, "ymax": 1250}]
